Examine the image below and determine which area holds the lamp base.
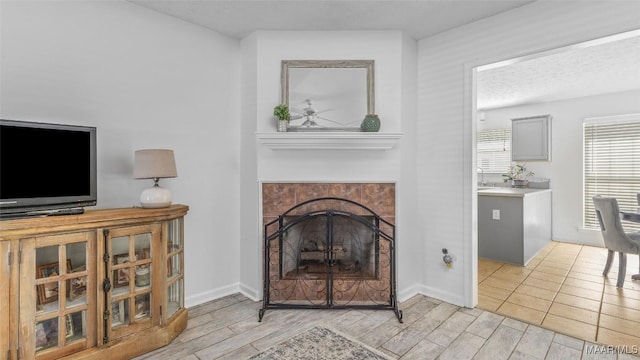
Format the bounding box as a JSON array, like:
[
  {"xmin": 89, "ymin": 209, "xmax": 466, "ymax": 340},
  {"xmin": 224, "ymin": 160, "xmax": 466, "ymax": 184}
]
[{"xmin": 140, "ymin": 186, "xmax": 172, "ymax": 208}]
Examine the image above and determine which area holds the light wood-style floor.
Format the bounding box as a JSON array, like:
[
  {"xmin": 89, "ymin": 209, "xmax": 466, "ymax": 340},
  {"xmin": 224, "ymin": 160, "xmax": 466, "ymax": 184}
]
[
  {"xmin": 133, "ymin": 245, "xmax": 640, "ymax": 360},
  {"xmin": 478, "ymin": 241, "xmax": 640, "ymax": 348},
  {"xmin": 131, "ymin": 296, "xmax": 640, "ymax": 360}
]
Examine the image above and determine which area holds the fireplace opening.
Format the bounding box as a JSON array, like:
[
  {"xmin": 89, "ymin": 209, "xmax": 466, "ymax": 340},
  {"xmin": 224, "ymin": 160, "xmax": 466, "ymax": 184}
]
[{"xmin": 281, "ymin": 214, "xmax": 378, "ymax": 280}]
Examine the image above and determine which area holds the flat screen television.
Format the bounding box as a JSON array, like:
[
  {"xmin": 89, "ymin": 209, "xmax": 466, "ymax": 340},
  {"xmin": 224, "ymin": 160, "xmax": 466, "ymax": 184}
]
[{"xmin": 0, "ymin": 119, "xmax": 97, "ymax": 218}]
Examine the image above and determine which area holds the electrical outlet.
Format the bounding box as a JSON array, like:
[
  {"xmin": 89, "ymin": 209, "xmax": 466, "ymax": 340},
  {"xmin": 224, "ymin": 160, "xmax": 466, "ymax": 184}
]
[{"xmin": 492, "ymin": 209, "xmax": 500, "ymax": 220}]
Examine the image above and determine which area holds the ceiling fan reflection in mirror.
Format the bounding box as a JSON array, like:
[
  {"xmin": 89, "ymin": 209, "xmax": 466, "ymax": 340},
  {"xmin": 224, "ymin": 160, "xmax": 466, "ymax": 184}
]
[{"xmin": 290, "ymin": 99, "xmax": 361, "ymax": 131}]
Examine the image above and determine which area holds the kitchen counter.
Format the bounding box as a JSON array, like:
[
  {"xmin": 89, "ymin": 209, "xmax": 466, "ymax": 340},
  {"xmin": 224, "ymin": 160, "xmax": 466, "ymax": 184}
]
[
  {"xmin": 478, "ymin": 187, "xmax": 552, "ymax": 197},
  {"xmin": 478, "ymin": 187, "xmax": 552, "ymax": 266}
]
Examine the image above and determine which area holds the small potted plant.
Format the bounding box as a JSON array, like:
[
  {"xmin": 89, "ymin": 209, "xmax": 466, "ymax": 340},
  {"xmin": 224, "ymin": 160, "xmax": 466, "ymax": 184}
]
[
  {"xmin": 503, "ymin": 163, "xmax": 534, "ymax": 187},
  {"xmin": 273, "ymin": 104, "xmax": 290, "ymax": 132}
]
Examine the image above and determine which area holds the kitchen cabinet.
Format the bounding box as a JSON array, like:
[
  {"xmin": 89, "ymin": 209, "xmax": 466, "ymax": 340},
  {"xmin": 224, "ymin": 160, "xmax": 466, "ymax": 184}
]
[
  {"xmin": 0, "ymin": 205, "xmax": 188, "ymax": 360},
  {"xmin": 478, "ymin": 188, "xmax": 551, "ymax": 265},
  {"xmin": 511, "ymin": 115, "xmax": 551, "ymax": 161}
]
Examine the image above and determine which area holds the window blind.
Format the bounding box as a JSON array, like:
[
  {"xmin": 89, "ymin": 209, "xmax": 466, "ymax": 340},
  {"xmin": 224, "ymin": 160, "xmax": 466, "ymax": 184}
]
[
  {"xmin": 584, "ymin": 115, "xmax": 640, "ymax": 231},
  {"xmin": 477, "ymin": 128, "xmax": 511, "ymax": 174}
]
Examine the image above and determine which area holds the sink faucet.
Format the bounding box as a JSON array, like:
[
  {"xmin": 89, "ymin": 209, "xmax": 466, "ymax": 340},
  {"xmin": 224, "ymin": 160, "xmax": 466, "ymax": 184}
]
[{"xmin": 477, "ymin": 167, "xmax": 486, "ymax": 186}]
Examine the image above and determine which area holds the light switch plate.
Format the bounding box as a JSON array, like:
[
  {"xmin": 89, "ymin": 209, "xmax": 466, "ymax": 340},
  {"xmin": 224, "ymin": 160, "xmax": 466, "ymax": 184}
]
[{"xmin": 492, "ymin": 209, "xmax": 500, "ymax": 220}]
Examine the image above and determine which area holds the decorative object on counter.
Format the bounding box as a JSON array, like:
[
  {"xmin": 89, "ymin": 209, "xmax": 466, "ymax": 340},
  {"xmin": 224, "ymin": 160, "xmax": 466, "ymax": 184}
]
[
  {"xmin": 273, "ymin": 104, "xmax": 290, "ymax": 132},
  {"xmin": 134, "ymin": 149, "xmax": 178, "ymax": 208},
  {"xmin": 361, "ymin": 114, "xmax": 380, "ymax": 132},
  {"xmin": 527, "ymin": 178, "xmax": 550, "ymax": 189},
  {"xmin": 511, "ymin": 179, "xmax": 529, "ymax": 188},
  {"xmin": 503, "ymin": 163, "xmax": 534, "ymax": 188}
]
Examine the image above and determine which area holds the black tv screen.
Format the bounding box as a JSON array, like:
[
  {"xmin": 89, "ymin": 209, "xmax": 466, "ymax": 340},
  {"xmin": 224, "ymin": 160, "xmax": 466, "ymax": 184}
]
[{"xmin": 0, "ymin": 119, "xmax": 97, "ymax": 217}]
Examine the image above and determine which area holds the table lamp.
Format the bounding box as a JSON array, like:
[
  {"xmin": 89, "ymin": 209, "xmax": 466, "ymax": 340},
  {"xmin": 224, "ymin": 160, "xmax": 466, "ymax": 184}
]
[{"xmin": 133, "ymin": 149, "xmax": 177, "ymax": 208}]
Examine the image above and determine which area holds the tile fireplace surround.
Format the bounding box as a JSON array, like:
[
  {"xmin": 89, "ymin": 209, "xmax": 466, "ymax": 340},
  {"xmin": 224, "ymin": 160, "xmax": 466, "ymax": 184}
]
[
  {"xmin": 262, "ymin": 182, "xmax": 395, "ymax": 221},
  {"xmin": 261, "ymin": 182, "xmax": 398, "ymax": 313}
]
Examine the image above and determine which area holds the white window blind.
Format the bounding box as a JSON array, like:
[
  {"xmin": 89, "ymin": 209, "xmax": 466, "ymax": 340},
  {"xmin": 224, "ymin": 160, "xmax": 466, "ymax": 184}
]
[
  {"xmin": 477, "ymin": 128, "xmax": 511, "ymax": 174},
  {"xmin": 584, "ymin": 114, "xmax": 640, "ymax": 231}
]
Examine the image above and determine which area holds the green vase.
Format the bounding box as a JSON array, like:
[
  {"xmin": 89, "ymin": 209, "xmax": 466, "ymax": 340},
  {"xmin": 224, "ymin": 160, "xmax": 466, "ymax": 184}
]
[{"xmin": 361, "ymin": 114, "xmax": 380, "ymax": 132}]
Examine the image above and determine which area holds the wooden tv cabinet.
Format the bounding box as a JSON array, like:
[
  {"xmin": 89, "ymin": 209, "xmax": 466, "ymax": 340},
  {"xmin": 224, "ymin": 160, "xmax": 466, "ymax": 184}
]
[{"xmin": 0, "ymin": 205, "xmax": 188, "ymax": 360}]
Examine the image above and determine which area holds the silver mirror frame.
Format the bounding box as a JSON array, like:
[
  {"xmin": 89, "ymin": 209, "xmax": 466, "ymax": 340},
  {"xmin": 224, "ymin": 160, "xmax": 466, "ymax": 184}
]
[{"xmin": 281, "ymin": 60, "xmax": 375, "ymax": 114}]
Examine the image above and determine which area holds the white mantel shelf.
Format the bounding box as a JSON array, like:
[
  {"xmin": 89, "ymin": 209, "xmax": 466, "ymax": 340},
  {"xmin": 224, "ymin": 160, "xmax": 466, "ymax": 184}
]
[{"xmin": 256, "ymin": 132, "xmax": 403, "ymax": 150}]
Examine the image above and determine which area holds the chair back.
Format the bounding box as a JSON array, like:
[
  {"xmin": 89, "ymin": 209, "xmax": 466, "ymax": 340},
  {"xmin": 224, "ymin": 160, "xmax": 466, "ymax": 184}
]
[{"xmin": 593, "ymin": 196, "xmax": 639, "ymax": 254}]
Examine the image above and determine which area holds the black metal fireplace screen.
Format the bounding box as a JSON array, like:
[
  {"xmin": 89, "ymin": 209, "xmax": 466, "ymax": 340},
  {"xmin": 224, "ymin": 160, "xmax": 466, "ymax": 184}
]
[{"xmin": 259, "ymin": 197, "xmax": 402, "ymax": 322}]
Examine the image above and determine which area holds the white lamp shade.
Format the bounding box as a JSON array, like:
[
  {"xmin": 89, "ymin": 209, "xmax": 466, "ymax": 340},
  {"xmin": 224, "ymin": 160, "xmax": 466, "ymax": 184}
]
[{"xmin": 134, "ymin": 149, "xmax": 177, "ymax": 179}]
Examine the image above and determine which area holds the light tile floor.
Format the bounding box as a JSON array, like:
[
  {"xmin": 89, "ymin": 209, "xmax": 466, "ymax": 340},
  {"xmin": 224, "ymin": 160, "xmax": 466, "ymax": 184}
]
[{"xmin": 479, "ymin": 241, "xmax": 640, "ymax": 349}]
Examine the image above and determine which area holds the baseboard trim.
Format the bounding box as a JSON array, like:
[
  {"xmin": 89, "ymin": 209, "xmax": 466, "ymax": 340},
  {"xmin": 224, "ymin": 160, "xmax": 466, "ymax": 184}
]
[
  {"xmin": 238, "ymin": 283, "xmax": 261, "ymax": 302},
  {"xmin": 397, "ymin": 284, "xmax": 422, "ymax": 303},
  {"xmin": 185, "ymin": 283, "xmax": 240, "ymax": 308},
  {"xmin": 553, "ymin": 237, "xmax": 604, "ymax": 248},
  {"xmin": 399, "ymin": 283, "xmax": 465, "ymax": 307},
  {"xmin": 185, "ymin": 282, "xmax": 261, "ymax": 308},
  {"xmin": 186, "ymin": 283, "xmax": 465, "ymax": 309}
]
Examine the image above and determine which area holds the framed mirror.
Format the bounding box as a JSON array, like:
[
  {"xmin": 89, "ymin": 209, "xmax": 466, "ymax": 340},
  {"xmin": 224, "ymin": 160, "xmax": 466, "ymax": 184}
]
[{"xmin": 281, "ymin": 60, "xmax": 374, "ymax": 131}]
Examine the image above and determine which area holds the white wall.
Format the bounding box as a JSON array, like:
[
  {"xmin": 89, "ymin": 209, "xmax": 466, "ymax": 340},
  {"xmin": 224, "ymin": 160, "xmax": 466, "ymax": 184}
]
[
  {"xmin": 5, "ymin": 0, "xmax": 640, "ymax": 312},
  {"xmin": 239, "ymin": 33, "xmax": 260, "ymax": 298},
  {"xmin": 254, "ymin": 31, "xmax": 405, "ymax": 134},
  {"xmin": 238, "ymin": 31, "xmax": 421, "ymax": 300},
  {"xmin": 0, "ymin": 1, "xmax": 242, "ymax": 306},
  {"xmin": 418, "ymin": 1, "xmax": 640, "ymax": 307},
  {"xmin": 398, "ymin": 34, "xmax": 420, "ymax": 298},
  {"xmin": 479, "ymin": 90, "xmax": 640, "ymax": 247}
]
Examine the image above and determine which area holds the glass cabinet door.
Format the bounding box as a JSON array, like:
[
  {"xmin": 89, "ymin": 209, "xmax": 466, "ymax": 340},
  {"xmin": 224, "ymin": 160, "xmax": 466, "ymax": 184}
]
[
  {"xmin": 165, "ymin": 218, "xmax": 184, "ymax": 320},
  {"xmin": 104, "ymin": 224, "xmax": 160, "ymax": 342},
  {"xmin": 21, "ymin": 231, "xmax": 96, "ymax": 359}
]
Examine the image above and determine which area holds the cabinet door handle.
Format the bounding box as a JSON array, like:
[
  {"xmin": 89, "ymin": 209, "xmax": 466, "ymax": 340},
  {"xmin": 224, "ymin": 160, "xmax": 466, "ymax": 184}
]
[{"xmin": 102, "ymin": 278, "xmax": 111, "ymax": 292}]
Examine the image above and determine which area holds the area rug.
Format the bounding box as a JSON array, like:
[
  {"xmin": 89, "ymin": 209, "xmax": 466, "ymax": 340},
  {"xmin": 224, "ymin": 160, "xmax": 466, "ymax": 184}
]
[{"xmin": 249, "ymin": 326, "xmax": 391, "ymax": 360}]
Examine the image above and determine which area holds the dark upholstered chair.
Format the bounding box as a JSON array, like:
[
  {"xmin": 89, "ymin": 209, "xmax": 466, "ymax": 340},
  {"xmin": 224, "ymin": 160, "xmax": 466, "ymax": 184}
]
[{"xmin": 593, "ymin": 196, "xmax": 640, "ymax": 287}]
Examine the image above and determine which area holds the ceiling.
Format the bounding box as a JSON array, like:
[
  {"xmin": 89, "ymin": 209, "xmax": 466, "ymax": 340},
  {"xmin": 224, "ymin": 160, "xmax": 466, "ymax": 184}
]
[
  {"xmin": 477, "ymin": 32, "xmax": 640, "ymax": 110},
  {"xmin": 129, "ymin": 0, "xmax": 535, "ymax": 40},
  {"xmin": 129, "ymin": 1, "xmax": 640, "ymax": 110}
]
